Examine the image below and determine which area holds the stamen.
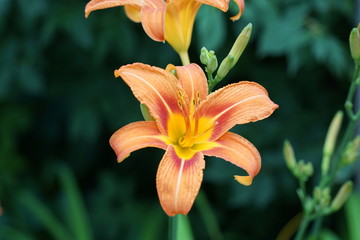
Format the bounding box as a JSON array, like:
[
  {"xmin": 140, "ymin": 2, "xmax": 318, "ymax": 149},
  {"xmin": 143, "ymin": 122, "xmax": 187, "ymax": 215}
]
[
  {"xmin": 178, "ymin": 91, "xmax": 184, "ymax": 99},
  {"xmin": 177, "ymin": 101, "xmax": 182, "ymax": 108}
]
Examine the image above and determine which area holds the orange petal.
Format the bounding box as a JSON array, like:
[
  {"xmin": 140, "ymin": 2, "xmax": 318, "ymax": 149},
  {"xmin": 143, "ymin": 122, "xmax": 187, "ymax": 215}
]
[
  {"xmin": 197, "ymin": 0, "xmax": 229, "ymax": 12},
  {"xmin": 124, "ymin": 5, "xmax": 141, "ymax": 23},
  {"xmin": 230, "ymin": 0, "xmax": 245, "ymax": 21},
  {"xmin": 156, "ymin": 146, "xmax": 205, "ymax": 216},
  {"xmin": 172, "ymin": 64, "xmax": 208, "ymax": 102},
  {"xmin": 109, "ymin": 121, "xmax": 167, "ymax": 162},
  {"xmin": 202, "ymin": 131, "xmax": 260, "ymax": 185},
  {"xmin": 114, "ymin": 63, "xmax": 182, "ymax": 135},
  {"xmin": 197, "ymin": 81, "xmax": 278, "ymax": 141},
  {"xmin": 85, "ymin": 0, "xmax": 142, "ymax": 18},
  {"xmin": 140, "ymin": 0, "xmax": 166, "ymax": 42}
]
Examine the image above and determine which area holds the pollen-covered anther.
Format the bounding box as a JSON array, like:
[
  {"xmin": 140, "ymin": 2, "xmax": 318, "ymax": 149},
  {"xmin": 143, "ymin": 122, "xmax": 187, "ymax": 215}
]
[{"xmin": 196, "ymin": 91, "xmax": 201, "ymax": 105}]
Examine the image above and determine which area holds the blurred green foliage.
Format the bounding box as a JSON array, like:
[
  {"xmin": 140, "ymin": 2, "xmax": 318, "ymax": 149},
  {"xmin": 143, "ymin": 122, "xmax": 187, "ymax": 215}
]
[{"xmin": 0, "ymin": 0, "xmax": 358, "ymax": 239}]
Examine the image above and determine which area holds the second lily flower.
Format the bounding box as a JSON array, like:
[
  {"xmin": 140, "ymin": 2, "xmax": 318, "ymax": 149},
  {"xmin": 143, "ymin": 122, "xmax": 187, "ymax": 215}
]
[{"xmin": 85, "ymin": 0, "xmax": 245, "ymax": 63}]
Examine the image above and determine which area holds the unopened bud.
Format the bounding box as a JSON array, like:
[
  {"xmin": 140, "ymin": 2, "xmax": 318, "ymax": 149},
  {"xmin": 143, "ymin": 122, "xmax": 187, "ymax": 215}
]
[
  {"xmin": 200, "ymin": 47, "xmax": 209, "ymax": 65},
  {"xmin": 341, "ymin": 136, "xmax": 360, "ymax": 166},
  {"xmin": 207, "ymin": 55, "xmax": 218, "ymax": 73},
  {"xmin": 331, "ymin": 181, "xmax": 353, "ymax": 212},
  {"xmin": 350, "ymin": 26, "xmax": 360, "ymax": 64},
  {"xmin": 283, "ymin": 140, "xmax": 296, "ymax": 171},
  {"xmin": 294, "ymin": 160, "xmax": 314, "ymax": 182},
  {"xmin": 313, "ymin": 186, "xmax": 331, "ymax": 209},
  {"xmin": 216, "ymin": 55, "xmax": 234, "ymax": 79},
  {"xmin": 140, "ymin": 104, "xmax": 155, "ymax": 121},
  {"xmin": 216, "ymin": 23, "xmax": 252, "ymax": 79},
  {"xmin": 322, "ymin": 111, "xmax": 343, "ymax": 176},
  {"xmin": 228, "ymin": 23, "xmax": 252, "ymax": 68}
]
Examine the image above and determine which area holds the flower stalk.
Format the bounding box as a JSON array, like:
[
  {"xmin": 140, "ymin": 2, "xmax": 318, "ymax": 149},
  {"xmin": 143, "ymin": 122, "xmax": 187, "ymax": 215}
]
[{"xmin": 290, "ymin": 27, "xmax": 360, "ymax": 240}]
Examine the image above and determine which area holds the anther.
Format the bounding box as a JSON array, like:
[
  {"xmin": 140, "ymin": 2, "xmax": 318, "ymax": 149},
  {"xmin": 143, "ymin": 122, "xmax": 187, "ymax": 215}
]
[{"xmin": 178, "ymin": 91, "xmax": 184, "ymax": 98}]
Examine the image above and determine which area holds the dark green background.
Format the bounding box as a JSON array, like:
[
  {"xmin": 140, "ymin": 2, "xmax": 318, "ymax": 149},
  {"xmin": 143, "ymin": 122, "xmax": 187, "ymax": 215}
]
[{"xmin": 0, "ymin": 0, "xmax": 358, "ymax": 239}]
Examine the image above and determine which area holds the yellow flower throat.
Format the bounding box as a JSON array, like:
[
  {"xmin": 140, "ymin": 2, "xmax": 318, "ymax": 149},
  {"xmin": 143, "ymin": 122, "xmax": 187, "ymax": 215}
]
[{"xmin": 165, "ymin": 91, "xmax": 216, "ymax": 159}]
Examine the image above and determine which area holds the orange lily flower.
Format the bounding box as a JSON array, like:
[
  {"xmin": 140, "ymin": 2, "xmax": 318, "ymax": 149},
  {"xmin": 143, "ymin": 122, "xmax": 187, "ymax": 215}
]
[
  {"xmin": 110, "ymin": 63, "xmax": 278, "ymax": 216},
  {"xmin": 85, "ymin": 0, "xmax": 245, "ymax": 62}
]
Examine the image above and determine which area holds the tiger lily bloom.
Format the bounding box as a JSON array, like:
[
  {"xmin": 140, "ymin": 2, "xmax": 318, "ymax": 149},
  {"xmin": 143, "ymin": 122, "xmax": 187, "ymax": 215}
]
[
  {"xmin": 85, "ymin": 0, "xmax": 245, "ymax": 62},
  {"xmin": 110, "ymin": 63, "xmax": 278, "ymax": 216}
]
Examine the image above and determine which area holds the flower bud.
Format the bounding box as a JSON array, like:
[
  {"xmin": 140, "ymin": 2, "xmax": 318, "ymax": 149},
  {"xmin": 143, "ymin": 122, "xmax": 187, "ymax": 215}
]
[
  {"xmin": 341, "ymin": 136, "xmax": 360, "ymax": 166},
  {"xmin": 330, "ymin": 181, "xmax": 353, "ymax": 212},
  {"xmin": 228, "ymin": 23, "xmax": 252, "ymax": 68},
  {"xmin": 313, "ymin": 186, "xmax": 331, "ymax": 209},
  {"xmin": 350, "ymin": 26, "xmax": 360, "ymax": 64},
  {"xmin": 207, "ymin": 54, "xmax": 218, "ymax": 73},
  {"xmin": 322, "ymin": 111, "xmax": 343, "ymax": 176},
  {"xmin": 294, "ymin": 160, "xmax": 313, "ymax": 182},
  {"xmin": 216, "ymin": 23, "xmax": 252, "ymax": 79},
  {"xmin": 216, "ymin": 55, "xmax": 234, "ymax": 79},
  {"xmin": 200, "ymin": 47, "xmax": 209, "ymax": 65},
  {"xmin": 283, "ymin": 140, "xmax": 296, "ymax": 171}
]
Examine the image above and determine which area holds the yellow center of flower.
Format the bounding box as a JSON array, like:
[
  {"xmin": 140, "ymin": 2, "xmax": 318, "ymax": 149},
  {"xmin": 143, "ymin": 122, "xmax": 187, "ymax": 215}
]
[{"xmin": 164, "ymin": 91, "xmax": 217, "ymax": 159}]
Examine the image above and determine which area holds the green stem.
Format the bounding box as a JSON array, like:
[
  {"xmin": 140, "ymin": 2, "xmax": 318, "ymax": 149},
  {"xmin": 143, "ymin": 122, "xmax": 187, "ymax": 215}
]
[
  {"xmin": 294, "ymin": 215, "xmax": 311, "ymax": 240},
  {"xmin": 328, "ymin": 64, "xmax": 360, "ymax": 183},
  {"xmin": 310, "ymin": 217, "xmax": 323, "ymax": 238},
  {"xmin": 179, "ymin": 51, "xmax": 190, "ymax": 66},
  {"xmin": 169, "ymin": 215, "xmax": 179, "ymax": 240},
  {"xmin": 310, "ymin": 64, "xmax": 360, "ymax": 238},
  {"xmin": 208, "ymin": 75, "xmax": 222, "ymax": 92}
]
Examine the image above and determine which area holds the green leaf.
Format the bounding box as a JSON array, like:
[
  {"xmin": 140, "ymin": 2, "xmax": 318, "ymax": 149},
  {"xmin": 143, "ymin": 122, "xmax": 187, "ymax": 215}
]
[
  {"xmin": 344, "ymin": 193, "xmax": 360, "ymax": 240},
  {"xmin": 58, "ymin": 165, "xmax": 93, "ymax": 240},
  {"xmin": 18, "ymin": 191, "xmax": 71, "ymax": 240},
  {"xmin": 195, "ymin": 191, "xmax": 223, "ymax": 240},
  {"xmin": 0, "ymin": 225, "xmax": 36, "ymax": 240}
]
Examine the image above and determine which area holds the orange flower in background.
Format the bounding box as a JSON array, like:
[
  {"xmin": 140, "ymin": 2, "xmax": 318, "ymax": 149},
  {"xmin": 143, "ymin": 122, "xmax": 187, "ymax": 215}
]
[
  {"xmin": 110, "ymin": 62, "xmax": 278, "ymax": 216},
  {"xmin": 85, "ymin": 0, "xmax": 245, "ymax": 61}
]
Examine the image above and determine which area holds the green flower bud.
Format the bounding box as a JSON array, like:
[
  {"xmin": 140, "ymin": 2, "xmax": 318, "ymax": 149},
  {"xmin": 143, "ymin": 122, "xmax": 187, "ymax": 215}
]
[
  {"xmin": 206, "ymin": 55, "xmax": 218, "ymax": 73},
  {"xmin": 228, "ymin": 23, "xmax": 252, "ymax": 68},
  {"xmin": 322, "ymin": 111, "xmax": 343, "ymax": 176},
  {"xmin": 340, "ymin": 136, "xmax": 360, "ymax": 166},
  {"xmin": 294, "ymin": 160, "xmax": 314, "ymax": 182},
  {"xmin": 200, "ymin": 47, "xmax": 209, "ymax": 65},
  {"xmin": 140, "ymin": 104, "xmax": 155, "ymax": 121},
  {"xmin": 216, "ymin": 23, "xmax": 252, "ymax": 79},
  {"xmin": 313, "ymin": 186, "xmax": 331, "ymax": 209},
  {"xmin": 216, "ymin": 55, "xmax": 234, "ymax": 79},
  {"xmin": 331, "ymin": 181, "xmax": 353, "ymax": 212},
  {"xmin": 350, "ymin": 26, "xmax": 360, "ymax": 64},
  {"xmin": 283, "ymin": 140, "xmax": 297, "ymax": 171}
]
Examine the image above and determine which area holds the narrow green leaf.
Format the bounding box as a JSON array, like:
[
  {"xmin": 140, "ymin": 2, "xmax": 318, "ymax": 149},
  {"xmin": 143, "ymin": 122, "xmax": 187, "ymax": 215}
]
[
  {"xmin": 344, "ymin": 193, "xmax": 360, "ymax": 240},
  {"xmin": 0, "ymin": 225, "xmax": 36, "ymax": 240},
  {"xmin": 58, "ymin": 165, "xmax": 93, "ymax": 240},
  {"xmin": 18, "ymin": 191, "xmax": 71, "ymax": 240},
  {"xmin": 195, "ymin": 191, "xmax": 223, "ymax": 240}
]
